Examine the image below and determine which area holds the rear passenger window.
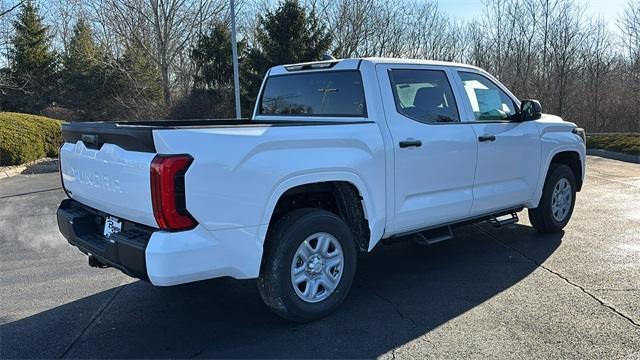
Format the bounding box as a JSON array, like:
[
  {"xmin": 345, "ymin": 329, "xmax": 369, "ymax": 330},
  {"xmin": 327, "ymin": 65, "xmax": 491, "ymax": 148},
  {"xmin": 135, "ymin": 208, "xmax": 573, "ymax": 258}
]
[
  {"xmin": 388, "ymin": 69, "xmax": 460, "ymax": 123},
  {"xmin": 259, "ymin": 71, "xmax": 366, "ymax": 117}
]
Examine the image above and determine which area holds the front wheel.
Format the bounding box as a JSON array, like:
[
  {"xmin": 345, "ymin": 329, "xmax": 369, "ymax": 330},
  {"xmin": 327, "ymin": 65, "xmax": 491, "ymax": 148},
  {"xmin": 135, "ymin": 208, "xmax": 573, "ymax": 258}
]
[
  {"xmin": 529, "ymin": 163, "xmax": 577, "ymax": 233},
  {"xmin": 257, "ymin": 208, "xmax": 357, "ymax": 322}
]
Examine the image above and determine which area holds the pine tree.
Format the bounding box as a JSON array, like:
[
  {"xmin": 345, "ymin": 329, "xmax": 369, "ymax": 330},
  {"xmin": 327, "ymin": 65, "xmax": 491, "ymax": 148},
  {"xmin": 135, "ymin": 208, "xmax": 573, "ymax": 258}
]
[
  {"xmin": 253, "ymin": 0, "xmax": 331, "ymax": 67},
  {"xmin": 7, "ymin": 0, "xmax": 57, "ymax": 112},
  {"xmin": 64, "ymin": 19, "xmax": 98, "ymax": 80},
  {"xmin": 62, "ymin": 18, "xmax": 104, "ymax": 117},
  {"xmin": 246, "ymin": 0, "xmax": 331, "ymax": 106},
  {"xmin": 191, "ymin": 21, "xmax": 246, "ymax": 90},
  {"xmin": 112, "ymin": 40, "xmax": 164, "ymax": 119},
  {"xmin": 173, "ymin": 22, "xmax": 249, "ymax": 119}
]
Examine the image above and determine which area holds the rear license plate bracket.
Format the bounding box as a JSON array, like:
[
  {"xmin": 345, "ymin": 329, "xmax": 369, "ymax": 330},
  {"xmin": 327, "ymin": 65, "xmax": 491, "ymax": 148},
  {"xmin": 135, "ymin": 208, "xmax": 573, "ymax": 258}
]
[{"xmin": 103, "ymin": 216, "xmax": 122, "ymax": 238}]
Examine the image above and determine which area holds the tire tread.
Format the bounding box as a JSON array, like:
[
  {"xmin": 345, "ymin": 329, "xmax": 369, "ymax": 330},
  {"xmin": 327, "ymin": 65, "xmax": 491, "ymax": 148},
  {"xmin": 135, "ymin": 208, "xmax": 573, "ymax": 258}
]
[
  {"xmin": 528, "ymin": 163, "xmax": 576, "ymax": 233},
  {"xmin": 258, "ymin": 208, "xmax": 356, "ymax": 322}
]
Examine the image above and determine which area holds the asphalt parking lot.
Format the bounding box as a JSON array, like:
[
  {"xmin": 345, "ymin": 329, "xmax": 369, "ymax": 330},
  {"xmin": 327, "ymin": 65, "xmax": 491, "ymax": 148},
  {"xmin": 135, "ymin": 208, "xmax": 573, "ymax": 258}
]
[{"xmin": 1, "ymin": 156, "xmax": 639, "ymax": 359}]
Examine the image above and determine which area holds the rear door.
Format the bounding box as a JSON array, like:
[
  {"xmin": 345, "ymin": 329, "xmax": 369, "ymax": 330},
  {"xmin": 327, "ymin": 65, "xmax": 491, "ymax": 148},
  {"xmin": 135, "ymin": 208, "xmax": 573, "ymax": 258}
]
[
  {"xmin": 376, "ymin": 64, "xmax": 478, "ymax": 234},
  {"xmin": 451, "ymin": 70, "xmax": 541, "ymax": 215}
]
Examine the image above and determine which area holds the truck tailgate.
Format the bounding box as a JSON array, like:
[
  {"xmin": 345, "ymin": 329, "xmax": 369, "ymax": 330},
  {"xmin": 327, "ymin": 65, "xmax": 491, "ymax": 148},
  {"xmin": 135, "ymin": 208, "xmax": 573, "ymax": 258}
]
[{"xmin": 60, "ymin": 141, "xmax": 157, "ymax": 227}]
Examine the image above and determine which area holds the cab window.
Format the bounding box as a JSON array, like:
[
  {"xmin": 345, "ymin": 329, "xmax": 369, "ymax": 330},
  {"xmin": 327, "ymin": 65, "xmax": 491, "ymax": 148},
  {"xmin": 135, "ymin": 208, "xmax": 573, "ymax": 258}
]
[
  {"xmin": 458, "ymin": 72, "xmax": 518, "ymax": 121},
  {"xmin": 388, "ymin": 69, "xmax": 460, "ymax": 123},
  {"xmin": 259, "ymin": 71, "xmax": 366, "ymax": 117}
]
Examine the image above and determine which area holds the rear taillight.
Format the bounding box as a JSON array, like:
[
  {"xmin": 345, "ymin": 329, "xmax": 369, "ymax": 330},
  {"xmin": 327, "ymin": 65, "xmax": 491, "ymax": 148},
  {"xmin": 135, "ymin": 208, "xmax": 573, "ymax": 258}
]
[{"xmin": 150, "ymin": 154, "xmax": 197, "ymax": 231}]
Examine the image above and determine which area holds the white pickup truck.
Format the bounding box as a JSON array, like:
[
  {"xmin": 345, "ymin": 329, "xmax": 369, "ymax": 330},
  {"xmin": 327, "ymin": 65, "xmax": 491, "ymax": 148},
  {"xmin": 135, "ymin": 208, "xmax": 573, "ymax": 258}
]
[{"xmin": 57, "ymin": 58, "xmax": 586, "ymax": 322}]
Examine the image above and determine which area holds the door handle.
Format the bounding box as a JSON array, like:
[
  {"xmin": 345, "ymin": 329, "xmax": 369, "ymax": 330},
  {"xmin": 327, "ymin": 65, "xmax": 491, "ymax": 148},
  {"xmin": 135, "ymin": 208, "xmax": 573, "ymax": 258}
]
[
  {"xmin": 478, "ymin": 134, "xmax": 496, "ymax": 142},
  {"xmin": 399, "ymin": 139, "xmax": 422, "ymax": 148}
]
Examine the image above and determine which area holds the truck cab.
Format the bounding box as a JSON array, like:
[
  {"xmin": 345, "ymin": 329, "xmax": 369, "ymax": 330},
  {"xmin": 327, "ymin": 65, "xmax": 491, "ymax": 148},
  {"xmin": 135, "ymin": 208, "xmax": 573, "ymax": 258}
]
[{"xmin": 57, "ymin": 58, "xmax": 586, "ymax": 322}]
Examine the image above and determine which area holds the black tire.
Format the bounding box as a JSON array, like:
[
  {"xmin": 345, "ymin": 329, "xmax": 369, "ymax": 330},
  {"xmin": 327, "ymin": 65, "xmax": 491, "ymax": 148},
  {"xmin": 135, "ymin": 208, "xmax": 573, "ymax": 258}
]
[
  {"xmin": 529, "ymin": 163, "xmax": 577, "ymax": 233},
  {"xmin": 257, "ymin": 208, "xmax": 357, "ymax": 322}
]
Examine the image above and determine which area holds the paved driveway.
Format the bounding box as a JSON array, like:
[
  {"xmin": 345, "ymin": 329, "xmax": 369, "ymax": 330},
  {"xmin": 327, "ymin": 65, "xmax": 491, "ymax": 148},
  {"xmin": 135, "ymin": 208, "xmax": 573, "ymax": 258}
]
[{"xmin": 1, "ymin": 156, "xmax": 639, "ymax": 359}]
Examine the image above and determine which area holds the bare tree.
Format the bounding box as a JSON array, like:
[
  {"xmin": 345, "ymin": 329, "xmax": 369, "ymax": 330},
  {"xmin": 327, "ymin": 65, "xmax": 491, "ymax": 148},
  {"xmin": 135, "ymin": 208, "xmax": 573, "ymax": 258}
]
[
  {"xmin": 580, "ymin": 18, "xmax": 614, "ymax": 131},
  {"xmin": 620, "ymin": 0, "xmax": 640, "ymax": 63},
  {"xmin": 41, "ymin": 0, "xmax": 86, "ymax": 56},
  {"xmin": 91, "ymin": 0, "xmax": 228, "ymax": 110},
  {"xmin": 321, "ymin": 0, "xmax": 376, "ymax": 58},
  {"xmin": 0, "ymin": 0, "xmax": 22, "ymax": 18},
  {"xmin": 0, "ymin": 0, "xmax": 22, "ymax": 66},
  {"xmin": 405, "ymin": 2, "xmax": 464, "ymax": 61},
  {"xmin": 617, "ymin": 0, "xmax": 640, "ymax": 131}
]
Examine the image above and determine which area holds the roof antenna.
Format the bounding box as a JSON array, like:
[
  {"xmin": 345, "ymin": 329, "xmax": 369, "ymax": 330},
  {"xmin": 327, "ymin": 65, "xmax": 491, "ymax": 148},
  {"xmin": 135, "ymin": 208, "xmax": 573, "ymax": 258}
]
[{"xmin": 321, "ymin": 53, "xmax": 336, "ymax": 61}]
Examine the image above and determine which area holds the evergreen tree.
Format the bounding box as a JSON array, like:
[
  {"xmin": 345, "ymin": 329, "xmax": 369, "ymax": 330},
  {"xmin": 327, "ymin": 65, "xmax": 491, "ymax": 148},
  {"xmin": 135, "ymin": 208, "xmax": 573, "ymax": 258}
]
[
  {"xmin": 173, "ymin": 21, "xmax": 250, "ymax": 119},
  {"xmin": 191, "ymin": 21, "xmax": 242, "ymax": 90},
  {"xmin": 253, "ymin": 0, "xmax": 331, "ymax": 66},
  {"xmin": 62, "ymin": 18, "xmax": 106, "ymax": 118},
  {"xmin": 191, "ymin": 22, "xmax": 251, "ymax": 90},
  {"xmin": 246, "ymin": 0, "xmax": 331, "ymax": 106},
  {"xmin": 6, "ymin": 0, "xmax": 57, "ymax": 112},
  {"xmin": 112, "ymin": 41, "xmax": 164, "ymax": 119}
]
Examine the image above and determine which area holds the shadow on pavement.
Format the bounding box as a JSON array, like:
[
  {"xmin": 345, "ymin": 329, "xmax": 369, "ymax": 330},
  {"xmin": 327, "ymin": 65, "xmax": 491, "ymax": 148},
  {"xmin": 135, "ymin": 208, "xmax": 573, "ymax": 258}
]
[{"xmin": 1, "ymin": 223, "xmax": 562, "ymax": 359}]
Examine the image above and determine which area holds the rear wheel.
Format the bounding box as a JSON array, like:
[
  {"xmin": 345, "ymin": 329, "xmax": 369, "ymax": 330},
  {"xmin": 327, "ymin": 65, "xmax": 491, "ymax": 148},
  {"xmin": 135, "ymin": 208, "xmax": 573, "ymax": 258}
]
[
  {"xmin": 257, "ymin": 208, "xmax": 357, "ymax": 322},
  {"xmin": 529, "ymin": 164, "xmax": 576, "ymax": 233}
]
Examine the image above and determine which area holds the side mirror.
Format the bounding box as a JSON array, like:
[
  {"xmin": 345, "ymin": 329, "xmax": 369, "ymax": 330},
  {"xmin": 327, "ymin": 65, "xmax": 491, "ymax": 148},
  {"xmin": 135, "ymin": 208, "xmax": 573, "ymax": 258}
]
[{"xmin": 520, "ymin": 99, "xmax": 542, "ymax": 121}]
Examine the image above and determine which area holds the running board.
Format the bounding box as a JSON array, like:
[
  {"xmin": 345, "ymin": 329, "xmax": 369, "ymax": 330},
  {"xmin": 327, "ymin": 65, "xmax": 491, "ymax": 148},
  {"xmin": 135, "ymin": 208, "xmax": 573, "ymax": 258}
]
[
  {"xmin": 487, "ymin": 212, "xmax": 519, "ymax": 227},
  {"xmin": 414, "ymin": 226, "xmax": 453, "ymax": 245},
  {"xmin": 381, "ymin": 206, "xmax": 524, "ymax": 246}
]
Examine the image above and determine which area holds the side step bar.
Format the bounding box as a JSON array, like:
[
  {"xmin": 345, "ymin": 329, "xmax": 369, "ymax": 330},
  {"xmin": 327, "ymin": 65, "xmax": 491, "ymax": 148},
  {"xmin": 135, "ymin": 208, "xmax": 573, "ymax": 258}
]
[
  {"xmin": 382, "ymin": 206, "xmax": 523, "ymax": 247},
  {"xmin": 487, "ymin": 212, "xmax": 519, "ymax": 227},
  {"xmin": 414, "ymin": 226, "xmax": 454, "ymax": 245},
  {"xmin": 383, "ymin": 225, "xmax": 454, "ymax": 246}
]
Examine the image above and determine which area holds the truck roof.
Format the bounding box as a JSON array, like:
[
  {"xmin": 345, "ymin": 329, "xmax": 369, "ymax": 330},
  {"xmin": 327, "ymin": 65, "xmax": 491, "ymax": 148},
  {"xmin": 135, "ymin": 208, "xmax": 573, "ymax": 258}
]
[{"xmin": 268, "ymin": 57, "xmax": 483, "ymax": 76}]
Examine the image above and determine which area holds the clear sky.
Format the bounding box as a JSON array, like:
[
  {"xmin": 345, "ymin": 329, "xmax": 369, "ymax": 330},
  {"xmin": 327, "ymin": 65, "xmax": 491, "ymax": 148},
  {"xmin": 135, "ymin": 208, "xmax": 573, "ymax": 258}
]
[{"xmin": 437, "ymin": 0, "xmax": 628, "ymax": 29}]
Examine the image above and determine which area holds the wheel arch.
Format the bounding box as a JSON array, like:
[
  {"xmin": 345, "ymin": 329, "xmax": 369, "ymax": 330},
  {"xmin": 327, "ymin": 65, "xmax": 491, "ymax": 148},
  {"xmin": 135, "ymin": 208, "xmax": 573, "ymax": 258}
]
[
  {"xmin": 550, "ymin": 151, "xmax": 583, "ymax": 191},
  {"xmin": 259, "ymin": 172, "xmax": 383, "ymax": 255},
  {"xmin": 530, "ymin": 148, "xmax": 584, "ymax": 208}
]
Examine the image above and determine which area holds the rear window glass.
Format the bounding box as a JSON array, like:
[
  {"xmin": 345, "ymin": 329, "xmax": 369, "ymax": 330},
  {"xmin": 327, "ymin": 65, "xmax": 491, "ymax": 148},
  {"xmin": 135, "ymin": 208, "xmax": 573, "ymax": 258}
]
[{"xmin": 259, "ymin": 71, "xmax": 366, "ymax": 117}]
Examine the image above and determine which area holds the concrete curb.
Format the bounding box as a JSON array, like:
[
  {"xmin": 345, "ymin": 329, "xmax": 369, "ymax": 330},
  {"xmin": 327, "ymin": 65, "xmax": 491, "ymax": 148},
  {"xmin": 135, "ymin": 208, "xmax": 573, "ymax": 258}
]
[
  {"xmin": 0, "ymin": 165, "xmax": 28, "ymax": 179},
  {"xmin": 0, "ymin": 158, "xmax": 59, "ymax": 179},
  {"xmin": 586, "ymin": 149, "xmax": 640, "ymax": 164}
]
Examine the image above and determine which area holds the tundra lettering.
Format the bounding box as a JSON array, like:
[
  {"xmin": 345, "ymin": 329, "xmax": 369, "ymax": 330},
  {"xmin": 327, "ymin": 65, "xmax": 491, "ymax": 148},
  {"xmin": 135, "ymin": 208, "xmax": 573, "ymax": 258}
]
[{"xmin": 70, "ymin": 167, "xmax": 122, "ymax": 193}]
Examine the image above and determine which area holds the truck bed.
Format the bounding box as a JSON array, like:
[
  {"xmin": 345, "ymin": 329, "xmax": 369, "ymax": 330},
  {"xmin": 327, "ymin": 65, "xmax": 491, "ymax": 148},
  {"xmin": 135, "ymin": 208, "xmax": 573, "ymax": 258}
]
[{"xmin": 61, "ymin": 119, "xmax": 373, "ymax": 152}]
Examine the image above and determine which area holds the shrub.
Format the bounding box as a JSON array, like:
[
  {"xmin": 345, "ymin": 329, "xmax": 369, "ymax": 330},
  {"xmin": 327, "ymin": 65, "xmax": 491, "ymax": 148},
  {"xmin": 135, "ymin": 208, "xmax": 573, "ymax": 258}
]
[
  {"xmin": 587, "ymin": 133, "xmax": 640, "ymax": 156},
  {"xmin": 170, "ymin": 88, "xmax": 236, "ymax": 119},
  {"xmin": 0, "ymin": 112, "xmax": 62, "ymax": 166}
]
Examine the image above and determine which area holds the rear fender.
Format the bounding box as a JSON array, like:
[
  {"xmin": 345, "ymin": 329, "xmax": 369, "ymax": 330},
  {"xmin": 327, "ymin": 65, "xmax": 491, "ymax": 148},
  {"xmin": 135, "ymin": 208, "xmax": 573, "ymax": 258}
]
[{"xmin": 258, "ymin": 171, "xmax": 385, "ymax": 252}]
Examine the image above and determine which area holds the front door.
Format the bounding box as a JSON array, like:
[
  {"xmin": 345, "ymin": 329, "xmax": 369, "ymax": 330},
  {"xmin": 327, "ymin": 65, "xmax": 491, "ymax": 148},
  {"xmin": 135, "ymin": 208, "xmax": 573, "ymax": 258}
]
[
  {"xmin": 452, "ymin": 70, "xmax": 541, "ymax": 215},
  {"xmin": 376, "ymin": 65, "xmax": 478, "ymax": 234}
]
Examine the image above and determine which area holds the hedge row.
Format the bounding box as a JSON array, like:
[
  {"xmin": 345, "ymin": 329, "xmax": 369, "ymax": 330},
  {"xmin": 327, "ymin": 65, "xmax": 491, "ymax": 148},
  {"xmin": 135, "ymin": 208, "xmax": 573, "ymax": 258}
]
[
  {"xmin": 587, "ymin": 133, "xmax": 640, "ymax": 156},
  {"xmin": 0, "ymin": 112, "xmax": 63, "ymax": 166}
]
